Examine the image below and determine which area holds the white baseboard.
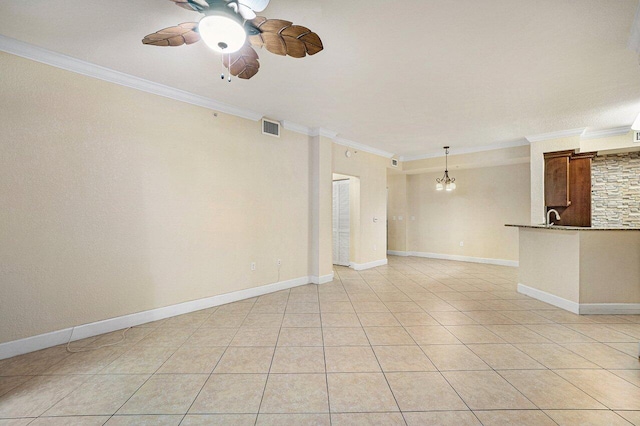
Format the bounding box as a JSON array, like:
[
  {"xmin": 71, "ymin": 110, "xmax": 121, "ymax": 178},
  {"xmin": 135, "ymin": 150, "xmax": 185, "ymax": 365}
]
[
  {"xmin": 386, "ymin": 250, "xmax": 409, "ymax": 257},
  {"xmin": 390, "ymin": 251, "xmax": 518, "ymax": 267},
  {"xmin": 350, "ymin": 258, "xmax": 388, "ymax": 271},
  {"xmin": 517, "ymin": 284, "xmax": 640, "ymax": 315},
  {"xmin": 517, "ymin": 283, "xmax": 580, "ymax": 314},
  {"xmin": 0, "ymin": 275, "xmax": 311, "ymax": 361},
  {"xmin": 310, "ymin": 273, "xmax": 334, "ymax": 284},
  {"xmin": 579, "ymin": 304, "xmax": 640, "ymax": 315}
]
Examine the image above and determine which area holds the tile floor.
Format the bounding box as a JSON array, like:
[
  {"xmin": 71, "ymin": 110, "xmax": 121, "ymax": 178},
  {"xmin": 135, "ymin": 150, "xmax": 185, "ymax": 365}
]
[{"xmin": 1, "ymin": 256, "xmax": 640, "ymax": 425}]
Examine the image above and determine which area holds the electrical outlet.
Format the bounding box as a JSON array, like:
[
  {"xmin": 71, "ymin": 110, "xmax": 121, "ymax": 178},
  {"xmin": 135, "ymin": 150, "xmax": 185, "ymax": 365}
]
[
  {"xmin": 277, "ymin": 259, "xmax": 282, "ymax": 266},
  {"xmin": 392, "ymin": 216, "xmax": 396, "ymax": 221},
  {"xmin": 251, "ymin": 262, "xmax": 256, "ymax": 271},
  {"xmin": 398, "ymin": 216, "xmax": 403, "ymax": 221},
  {"xmin": 411, "ymin": 216, "xmax": 416, "ymax": 221},
  {"xmin": 459, "ymin": 241, "xmax": 464, "ymax": 247}
]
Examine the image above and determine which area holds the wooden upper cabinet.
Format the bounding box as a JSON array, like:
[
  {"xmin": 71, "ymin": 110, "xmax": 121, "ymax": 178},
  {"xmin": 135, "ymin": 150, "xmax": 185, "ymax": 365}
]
[{"xmin": 544, "ymin": 151, "xmax": 572, "ymax": 207}]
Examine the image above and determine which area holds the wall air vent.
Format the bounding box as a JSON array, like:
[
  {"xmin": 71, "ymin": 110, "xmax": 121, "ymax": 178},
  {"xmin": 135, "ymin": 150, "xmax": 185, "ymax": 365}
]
[
  {"xmin": 262, "ymin": 118, "xmax": 280, "ymax": 138},
  {"xmin": 634, "ymin": 130, "xmax": 640, "ymax": 144},
  {"xmin": 391, "ymin": 158, "xmax": 399, "ymax": 167}
]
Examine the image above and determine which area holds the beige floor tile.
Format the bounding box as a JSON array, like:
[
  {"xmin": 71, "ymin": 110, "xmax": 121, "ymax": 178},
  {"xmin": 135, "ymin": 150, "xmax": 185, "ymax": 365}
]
[
  {"xmin": 45, "ymin": 374, "xmax": 148, "ymax": 415},
  {"xmin": 250, "ymin": 303, "xmax": 286, "ymax": 314},
  {"xmin": 157, "ymin": 346, "xmax": 224, "ymax": 374},
  {"xmin": 364, "ymin": 327, "xmax": 414, "ymax": 345},
  {"xmin": 474, "ymin": 410, "xmax": 556, "ymax": 425},
  {"xmin": 373, "ymin": 345, "xmax": 436, "ymax": 372},
  {"xmin": 386, "ymin": 372, "xmax": 467, "ymax": 411},
  {"xmin": 405, "ymin": 326, "xmax": 460, "ymax": 344},
  {"xmin": 287, "ymin": 294, "xmax": 319, "ymax": 304},
  {"xmin": 30, "ymin": 417, "xmax": 109, "ymax": 425},
  {"xmin": 321, "ymin": 313, "xmax": 361, "ymax": 327},
  {"xmin": 42, "ymin": 347, "xmax": 125, "ymax": 375},
  {"xmin": 216, "ymin": 302, "xmax": 254, "ymax": 315},
  {"xmin": 204, "ymin": 313, "xmax": 247, "ymax": 328},
  {"xmin": 0, "ymin": 419, "xmax": 32, "ymax": 426},
  {"xmin": 607, "ymin": 323, "xmax": 640, "ymax": 339},
  {"xmin": 383, "ymin": 302, "xmax": 423, "ymax": 313},
  {"xmin": 393, "ymin": 312, "xmax": 439, "ymax": 326},
  {"xmin": 101, "ymin": 346, "xmax": 176, "ymax": 374},
  {"xmin": 260, "ymin": 374, "xmax": 329, "ymax": 413},
  {"xmin": 105, "ymin": 415, "xmax": 183, "ymax": 425},
  {"xmin": 484, "ymin": 325, "xmax": 551, "ymax": 343},
  {"xmin": 421, "ymin": 345, "xmax": 490, "ymax": 371},
  {"xmin": 322, "ymin": 327, "xmax": 369, "ymax": 346},
  {"xmin": 331, "ymin": 412, "xmax": 405, "ymax": 425},
  {"xmin": 377, "ymin": 292, "xmax": 411, "ymax": 302},
  {"xmin": 89, "ymin": 327, "xmax": 153, "ymax": 348},
  {"xmin": 404, "ymin": 411, "xmax": 480, "ymax": 426},
  {"xmin": 161, "ymin": 313, "xmax": 209, "ymax": 328},
  {"xmin": 533, "ymin": 309, "xmax": 595, "ymax": 323},
  {"xmin": 327, "ymin": 373, "xmax": 398, "ymax": 412},
  {"xmin": 515, "ymin": 343, "xmax": 599, "ymax": 369},
  {"xmin": 445, "ymin": 325, "xmax": 505, "ymax": 344},
  {"xmin": 117, "ymin": 374, "xmax": 206, "ymax": 415},
  {"xmin": 136, "ymin": 328, "xmax": 194, "ymax": 348},
  {"xmin": 610, "ymin": 369, "xmax": 640, "ymax": 387},
  {"xmin": 358, "ymin": 312, "xmax": 400, "ymax": 326},
  {"xmin": 607, "ymin": 342, "xmax": 640, "ymax": 357},
  {"xmin": 0, "ymin": 376, "xmax": 32, "ymax": 397},
  {"xmin": 352, "ymin": 302, "xmax": 390, "ymax": 313},
  {"xmin": 230, "ymin": 327, "xmax": 280, "ymax": 347},
  {"xmin": 468, "ymin": 344, "xmax": 545, "ymax": 369},
  {"xmin": 415, "ymin": 300, "xmax": 457, "ymax": 312},
  {"xmin": 447, "ymin": 300, "xmax": 490, "ymax": 311},
  {"xmin": 214, "ymin": 347, "xmax": 274, "ymax": 373},
  {"xmin": 565, "ymin": 324, "xmax": 638, "ymax": 342},
  {"xmin": 257, "ymin": 413, "xmax": 329, "ymax": 425},
  {"xmin": 242, "ymin": 314, "xmax": 283, "ymax": 328},
  {"xmin": 616, "ymin": 411, "xmax": 640, "ymax": 425},
  {"xmin": 563, "ymin": 343, "xmax": 640, "ymax": 369},
  {"xmin": 463, "ymin": 311, "xmax": 517, "ymax": 325},
  {"xmin": 282, "ymin": 313, "xmax": 321, "ymax": 327},
  {"xmin": 0, "ymin": 346, "xmax": 70, "ymax": 376},
  {"xmin": 545, "ymin": 410, "xmax": 633, "ymax": 425},
  {"xmin": 285, "ymin": 303, "xmax": 320, "ymax": 314},
  {"xmin": 499, "ymin": 310, "xmax": 553, "ymax": 324},
  {"xmin": 430, "ymin": 311, "xmax": 478, "ymax": 325},
  {"xmin": 189, "ymin": 374, "xmax": 267, "ymax": 414},
  {"xmin": 320, "ymin": 301, "xmax": 356, "ymax": 313},
  {"xmin": 182, "ymin": 414, "xmax": 256, "ymax": 425},
  {"xmin": 325, "ymin": 346, "xmax": 380, "ymax": 372},
  {"xmin": 270, "ymin": 347, "xmax": 325, "ymax": 373},
  {"xmin": 184, "ymin": 328, "xmax": 237, "ymax": 346},
  {"xmin": 555, "ymin": 369, "xmax": 640, "ymax": 410},
  {"xmin": 499, "ymin": 370, "xmax": 605, "ymax": 409},
  {"xmin": 277, "ymin": 327, "xmax": 323, "ymax": 346},
  {"xmin": 0, "ymin": 375, "xmax": 88, "ymax": 417},
  {"xmin": 443, "ymin": 371, "xmax": 535, "ymax": 410}
]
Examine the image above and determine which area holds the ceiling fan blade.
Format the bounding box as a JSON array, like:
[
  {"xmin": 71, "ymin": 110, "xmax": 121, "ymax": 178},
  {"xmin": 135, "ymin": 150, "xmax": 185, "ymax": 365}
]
[
  {"xmin": 238, "ymin": 4, "xmax": 257, "ymax": 20},
  {"xmin": 170, "ymin": 0, "xmax": 209, "ymax": 11},
  {"xmin": 239, "ymin": 0, "xmax": 270, "ymax": 12},
  {"xmin": 223, "ymin": 43, "xmax": 260, "ymax": 79},
  {"xmin": 142, "ymin": 22, "xmax": 200, "ymax": 47},
  {"xmin": 250, "ymin": 17, "xmax": 324, "ymax": 57}
]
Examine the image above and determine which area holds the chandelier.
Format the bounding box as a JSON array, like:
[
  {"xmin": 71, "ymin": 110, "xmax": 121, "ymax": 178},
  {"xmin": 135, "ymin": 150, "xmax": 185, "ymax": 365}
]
[{"xmin": 436, "ymin": 146, "xmax": 456, "ymax": 191}]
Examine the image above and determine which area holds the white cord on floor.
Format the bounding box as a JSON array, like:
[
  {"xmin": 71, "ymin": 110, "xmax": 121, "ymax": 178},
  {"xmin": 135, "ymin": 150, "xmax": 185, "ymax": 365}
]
[{"xmin": 66, "ymin": 326, "xmax": 132, "ymax": 353}]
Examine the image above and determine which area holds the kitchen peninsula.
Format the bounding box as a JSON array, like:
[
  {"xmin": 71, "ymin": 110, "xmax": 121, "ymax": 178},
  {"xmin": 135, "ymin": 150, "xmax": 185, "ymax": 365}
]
[{"xmin": 506, "ymin": 224, "xmax": 640, "ymax": 315}]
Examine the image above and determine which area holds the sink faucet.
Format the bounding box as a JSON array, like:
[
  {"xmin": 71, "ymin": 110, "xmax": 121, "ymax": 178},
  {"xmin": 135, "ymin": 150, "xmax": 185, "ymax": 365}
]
[{"xmin": 546, "ymin": 209, "xmax": 561, "ymax": 227}]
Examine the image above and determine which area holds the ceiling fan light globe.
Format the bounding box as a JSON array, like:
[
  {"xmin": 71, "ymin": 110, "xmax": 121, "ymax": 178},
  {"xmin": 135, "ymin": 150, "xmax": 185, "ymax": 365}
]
[
  {"xmin": 450, "ymin": 182, "xmax": 456, "ymax": 190},
  {"xmin": 199, "ymin": 13, "xmax": 247, "ymax": 53},
  {"xmin": 436, "ymin": 182, "xmax": 444, "ymax": 191}
]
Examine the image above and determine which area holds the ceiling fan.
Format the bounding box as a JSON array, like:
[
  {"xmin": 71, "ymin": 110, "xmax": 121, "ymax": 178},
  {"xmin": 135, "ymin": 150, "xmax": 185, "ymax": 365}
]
[{"xmin": 142, "ymin": 0, "xmax": 324, "ymax": 80}]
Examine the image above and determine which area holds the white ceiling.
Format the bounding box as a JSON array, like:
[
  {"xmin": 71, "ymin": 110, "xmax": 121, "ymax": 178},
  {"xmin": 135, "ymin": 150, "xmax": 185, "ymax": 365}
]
[{"xmin": 2, "ymin": 0, "xmax": 640, "ymax": 158}]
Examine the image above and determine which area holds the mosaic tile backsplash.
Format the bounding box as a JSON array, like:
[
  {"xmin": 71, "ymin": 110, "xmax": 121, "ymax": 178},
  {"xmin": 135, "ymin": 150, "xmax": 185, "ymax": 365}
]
[{"xmin": 591, "ymin": 152, "xmax": 640, "ymax": 227}]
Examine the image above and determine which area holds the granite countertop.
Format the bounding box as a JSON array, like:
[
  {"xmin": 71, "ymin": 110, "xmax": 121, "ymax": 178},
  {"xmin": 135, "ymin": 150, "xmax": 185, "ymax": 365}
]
[{"xmin": 505, "ymin": 224, "xmax": 640, "ymax": 231}]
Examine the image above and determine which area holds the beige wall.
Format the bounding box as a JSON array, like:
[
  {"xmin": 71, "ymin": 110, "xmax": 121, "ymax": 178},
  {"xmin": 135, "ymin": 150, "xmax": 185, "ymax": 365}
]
[
  {"xmin": 0, "ymin": 53, "xmax": 313, "ymax": 343},
  {"xmin": 387, "ymin": 174, "xmax": 407, "ymax": 252},
  {"xmin": 332, "ymin": 147, "xmax": 388, "ymax": 266}
]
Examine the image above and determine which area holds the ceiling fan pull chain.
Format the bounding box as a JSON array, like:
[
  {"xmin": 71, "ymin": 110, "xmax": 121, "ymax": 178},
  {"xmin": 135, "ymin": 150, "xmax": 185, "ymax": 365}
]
[
  {"xmin": 220, "ymin": 51, "xmax": 225, "ymax": 80},
  {"xmin": 228, "ymin": 52, "xmax": 232, "ymax": 82}
]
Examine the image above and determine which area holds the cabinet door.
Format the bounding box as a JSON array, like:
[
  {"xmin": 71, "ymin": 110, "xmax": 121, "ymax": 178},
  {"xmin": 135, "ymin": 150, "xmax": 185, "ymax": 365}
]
[{"xmin": 545, "ymin": 156, "xmax": 570, "ymax": 207}]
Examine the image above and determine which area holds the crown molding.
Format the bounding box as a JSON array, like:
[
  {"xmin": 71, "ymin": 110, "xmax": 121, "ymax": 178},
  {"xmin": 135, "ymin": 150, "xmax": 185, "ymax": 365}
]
[
  {"xmin": 400, "ymin": 139, "xmax": 529, "ymax": 162},
  {"xmin": 525, "ymin": 128, "xmax": 586, "ymax": 143},
  {"xmin": 0, "ymin": 34, "xmax": 257, "ymax": 122},
  {"xmin": 281, "ymin": 120, "xmax": 314, "ymax": 135},
  {"xmin": 580, "ymin": 126, "xmax": 631, "ymax": 140},
  {"xmin": 333, "ymin": 137, "xmax": 395, "ymax": 159}
]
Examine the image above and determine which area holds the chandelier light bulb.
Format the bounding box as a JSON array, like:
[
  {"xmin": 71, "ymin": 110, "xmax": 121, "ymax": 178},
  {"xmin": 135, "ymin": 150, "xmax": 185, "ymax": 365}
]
[
  {"xmin": 199, "ymin": 12, "xmax": 247, "ymax": 53},
  {"xmin": 436, "ymin": 182, "xmax": 444, "ymax": 191},
  {"xmin": 450, "ymin": 182, "xmax": 456, "ymax": 190}
]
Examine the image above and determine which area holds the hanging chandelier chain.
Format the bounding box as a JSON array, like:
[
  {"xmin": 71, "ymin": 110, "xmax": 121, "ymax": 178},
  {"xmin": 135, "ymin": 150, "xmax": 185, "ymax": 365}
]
[{"xmin": 435, "ymin": 146, "xmax": 456, "ymax": 190}]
